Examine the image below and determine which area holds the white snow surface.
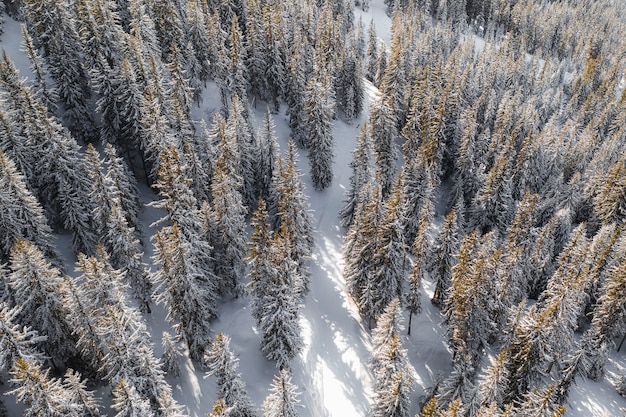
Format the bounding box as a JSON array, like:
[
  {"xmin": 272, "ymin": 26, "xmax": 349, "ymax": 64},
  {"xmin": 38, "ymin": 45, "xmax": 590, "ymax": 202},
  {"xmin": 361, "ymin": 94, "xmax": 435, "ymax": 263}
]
[{"xmin": 1, "ymin": 2, "xmax": 626, "ymax": 416}]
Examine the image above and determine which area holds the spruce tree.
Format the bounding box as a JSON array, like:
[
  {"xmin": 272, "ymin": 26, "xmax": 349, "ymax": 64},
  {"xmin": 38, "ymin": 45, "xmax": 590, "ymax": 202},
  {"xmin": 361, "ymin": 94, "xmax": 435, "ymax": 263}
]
[
  {"xmin": 256, "ymin": 108, "xmax": 280, "ymax": 215},
  {"xmin": 260, "ymin": 232, "xmax": 303, "ymax": 370},
  {"xmin": 246, "ymin": 199, "xmax": 276, "ymax": 324},
  {"xmin": 368, "ymin": 185, "xmax": 408, "ymax": 321},
  {"xmin": 7, "ymin": 240, "xmax": 76, "ymax": 366},
  {"xmin": 275, "ymin": 141, "xmax": 314, "ymax": 294},
  {"xmin": 406, "ymin": 208, "xmax": 430, "ymax": 335},
  {"xmin": 339, "ymin": 123, "xmax": 372, "ymax": 228},
  {"xmin": 205, "ymin": 332, "xmax": 257, "ymax": 417},
  {"xmin": 263, "ymin": 370, "xmax": 301, "ymax": 417},
  {"xmin": 0, "ymin": 151, "xmax": 58, "ymax": 263},
  {"xmin": 430, "ymin": 209, "xmax": 460, "ymax": 307},
  {"xmin": 370, "ymin": 98, "xmax": 399, "ymax": 197},
  {"xmin": 304, "ymin": 76, "xmax": 335, "ymax": 190}
]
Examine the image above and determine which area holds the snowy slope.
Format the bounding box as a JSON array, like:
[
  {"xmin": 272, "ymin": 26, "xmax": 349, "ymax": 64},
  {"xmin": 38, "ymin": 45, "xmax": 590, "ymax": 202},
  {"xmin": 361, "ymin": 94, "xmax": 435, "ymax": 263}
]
[{"xmin": 1, "ymin": 1, "xmax": 626, "ymax": 416}]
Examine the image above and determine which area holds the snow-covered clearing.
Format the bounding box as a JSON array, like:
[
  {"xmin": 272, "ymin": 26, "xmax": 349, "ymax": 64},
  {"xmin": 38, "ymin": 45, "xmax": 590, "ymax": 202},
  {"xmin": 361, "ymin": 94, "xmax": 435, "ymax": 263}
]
[{"xmin": 1, "ymin": 1, "xmax": 626, "ymax": 416}]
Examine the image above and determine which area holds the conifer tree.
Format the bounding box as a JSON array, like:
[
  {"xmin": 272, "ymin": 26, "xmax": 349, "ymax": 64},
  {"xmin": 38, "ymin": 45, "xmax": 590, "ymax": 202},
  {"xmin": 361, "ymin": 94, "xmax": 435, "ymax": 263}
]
[
  {"xmin": 343, "ymin": 183, "xmax": 382, "ymax": 317},
  {"xmin": 263, "ymin": 370, "xmax": 301, "ymax": 417},
  {"xmin": 111, "ymin": 378, "xmax": 154, "ymax": 417},
  {"xmin": 150, "ymin": 0, "xmax": 186, "ymax": 62},
  {"xmin": 161, "ymin": 331, "xmax": 182, "ymax": 378},
  {"xmin": 211, "ymin": 143, "xmax": 248, "ymax": 297},
  {"xmin": 339, "ymin": 123, "xmax": 372, "ymax": 228},
  {"xmin": 20, "ymin": 25, "xmax": 57, "ymax": 114},
  {"xmin": 370, "ymin": 98, "xmax": 399, "ymax": 197},
  {"xmin": 152, "ymin": 223, "xmax": 217, "ymax": 362},
  {"xmin": 8, "ymin": 358, "xmax": 85, "ymax": 417},
  {"xmin": 246, "ymin": 199, "xmax": 276, "ymax": 324},
  {"xmin": 370, "ymin": 300, "xmax": 415, "ymax": 417},
  {"xmin": 7, "ymin": 240, "xmax": 76, "ymax": 366},
  {"xmin": 285, "ymin": 28, "xmax": 308, "ymax": 146},
  {"xmin": 368, "ymin": 185, "xmax": 408, "ymax": 321},
  {"xmin": 304, "ymin": 76, "xmax": 335, "ymax": 190},
  {"xmin": 399, "ymin": 156, "xmax": 434, "ymax": 244},
  {"xmin": 406, "ymin": 207, "xmax": 430, "ymax": 335},
  {"xmin": 227, "ymin": 95, "xmax": 257, "ymax": 211},
  {"xmin": 256, "ymin": 109, "xmax": 280, "ymax": 215},
  {"xmin": 62, "ymin": 368, "xmax": 103, "ymax": 417},
  {"xmin": 260, "ymin": 231, "xmax": 303, "ymax": 370},
  {"xmin": 23, "ymin": 0, "xmax": 98, "ymax": 142},
  {"xmin": 0, "ymin": 303, "xmax": 46, "ymax": 373},
  {"xmin": 274, "ymin": 141, "xmax": 314, "ymax": 294},
  {"xmin": 430, "ymin": 209, "xmax": 460, "ymax": 307},
  {"xmin": 205, "ymin": 332, "xmax": 257, "ymax": 417},
  {"xmin": 259, "ymin": 2, "xmax": 287, "ymax": 112},
  {"xmin": 365, "ymin": 21, "xmax": 378, "ymax": 82},
  {"xmin": 0, "ymin": 151, "xmax": 58, "ymax": 263}
]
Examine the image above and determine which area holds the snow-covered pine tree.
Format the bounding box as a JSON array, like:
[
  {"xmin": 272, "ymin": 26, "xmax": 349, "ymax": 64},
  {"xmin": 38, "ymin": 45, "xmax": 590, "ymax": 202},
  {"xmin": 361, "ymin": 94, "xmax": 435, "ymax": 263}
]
[
  {"xmin": 205, "ymin": 332, "xmax": 257, "ymax": 417},
  {"xmin": 399, "ymin": 156, "xmax": 434, "ymax": 245},
  {"xmin": 20, "ymin": 25, "xmax": 57, "ymax": 114},
  {"xmin": 368, "ymin": 185, "xmax": 408, "ymax": 320},
  {"xmin": 227, "ymin": 95, "xmax": 257, "ymax": 211},
  {"xmin": 259, "ymin": 1, "xmax": 287, "ymax": 112},
  {"xmin": 0, "ymin": 303, "xmax": 46, "ymax": 373},
  {"xmin": 274, "ymin": 140, "xmax": 314, "ymax": 294},
  {"xmin": 364, "ymin": 21, "xmax": 378, "ymax": 82},
  {"xmin": 343, "ymin": 182, "xmax": 382, "ymax": 322},
  {"xmin": 369, "ymin": 300, "xmax": 415, "ymax": 417},
  {"xmin": 263, "ymin": 370, "xmax": 301, "ymax": 417},
  {"xmin": 23, "ymin": 0, "xmax": 98, "ymax": 142},
  {"xmin": 104, "ymin": 204, "xmax": 152, "ymax": 313},
  {"xmin": 260, "ymin": 231, "xmax": 303, "ymax": 370},
  {"xmin": 285, "ymin": 28, "xmax": 308, "ymax": 147},
  {"xmin": 303, "ymin": 75, "xmax": 335, "ymax": 191},
  {"xmin": 62, "ymin": 368, "xmax": 103, "ymax": 417},
  {"xmin": 256, "ymin": 108, "xmax": 280, "ymax": 219},
  {"xmin": 370, "ymin": 97, "xmax": 399, "ymax": 198},
  {"xmin": 8, "ymin": 358, "xmax": 88, "ymax": 417},
  {"xmin": 111, "ymin": 378, "xmax": 154, "ymax": 417},
  {"xmin": 339, "ymin": 122, "xmax": 372, "ymax": 228},
  {"xmin": 246, "ymin": 199, "xmax": 276, "ymax": 324},
  {"xmin": 0, "ymin": 151, "xmax": 58, "ymax": 263},
  {"xmin": 152, "ymin": 223, "xmax": 217, "ymax": 362},
  {"xmin": 406, "ymin": 206, "xmax": 430, "ymax": 335},
  {"xmin": 430, "ymin": 209, "xmax": 460, "ymax": 307},
  {"xmin": 7, "ymin": 240, "xmax": 76, "ymax": 366},
  {"xmin": 161, "ymin": 331, "xmax": 182, "ymax": 378},
  {"xmin": 211, "ymin": 140, "xmax": 248, "ymax": 297}
]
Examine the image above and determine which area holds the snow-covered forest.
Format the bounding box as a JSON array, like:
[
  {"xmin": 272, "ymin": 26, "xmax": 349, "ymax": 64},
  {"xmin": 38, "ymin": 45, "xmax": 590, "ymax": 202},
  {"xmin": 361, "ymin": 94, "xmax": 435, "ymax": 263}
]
[{"xmin": 0, "ymin": 0, "xmax": 625, "ymax": 415}]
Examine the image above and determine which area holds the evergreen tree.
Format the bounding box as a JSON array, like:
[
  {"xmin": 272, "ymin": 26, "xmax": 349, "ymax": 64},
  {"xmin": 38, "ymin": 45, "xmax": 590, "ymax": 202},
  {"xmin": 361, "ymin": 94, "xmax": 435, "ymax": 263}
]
[
  {"xmin": 406, "ymin": 207, "xmax": 430, "ymax": 335},
  {"xmin": 339, "ymin": 123, "xmax": 372, "ymax": 228},
  {"xmin": 20, "ymin": 25, "xmax": 57, "ymax": 114},
  {"xmin": 152, "ymin": 223, "xmax": 217, "ymax": 362},
  {"xmin": 274, "ymin": 141, "xmax": 314, "ymax": 294},
  {"xmin": 368, "ymin": 185, "xmax": 408, "ymax": 321},
  {"xmin": 370, "ymin": 370, "xmax": 414, "ymax": 417},
  {"xmin": 227, "ymin": 95, "xmax": 257, "ymax": 211},
  {"xmin": 0, "ymin": 303, "xmax": 46, "ymax": 373},
  {"xmin": 370, "ymin": 98, "xmax": 399, "ymax": 197},
  {"xmin": 7, "ymin": 239, "xmax": 76, "ymax": 366},
  {"xmin": 104, "ymin": 143, "xmax": 142, "ymax": 237},
  {"xmin": 205, "ymin": 332, "xmax": 257, "ymax": 417},
  {"xmin": 246, "ymin": 199, "xmax": 276, "ymax": 324},
  {"xmin": 111, "ymin": 378, "xmax": 154, "ymax": 417},
  {"xmin": 256, "ymin": 109, "xmax": 280, "ymax": 215},
  {"xmin": 259, "ymin": 2, "xmax": 287, "ymax": 112},
  {"xmin": 430, "ymin": 209, "xmax": 460, "ymax": 307},
  {"xmin": 161, "ymin": 331, "xmax": 182, "ymax": 378},
  {"xmin": 285, "ymin": 28, "xmax": 308, "ymax": 146},
  {"xmin": 260, "ymin": 232, "xmax": 303, "ymax": 370},
  {"xmin": 23, "ymin": 0, "xmax": 98, "ymax": 142},
  {"xmin": 343, "ymin": 183, "xmax": 382, "ymax": 321},
  {"xmin": 364, "ymin": 21, "xmax": 378, "ymax": 82},
  {"xmin": 0, "ymin": 151, "xmax": 58, "ymax": 263},
  {"xmin": 304, "ymin": 76, "xmax": 335, "ymax": 190},
  {"xmin": 263, "ymin": 370, "xmax": 301, "ymax": 417},
  {"xmin": 62, "ymin": 368, "xmax": 103, "ymax": 417},
  {"xmin": 399, "ymin": 156, "xmax": 434, "ymax": 245}
]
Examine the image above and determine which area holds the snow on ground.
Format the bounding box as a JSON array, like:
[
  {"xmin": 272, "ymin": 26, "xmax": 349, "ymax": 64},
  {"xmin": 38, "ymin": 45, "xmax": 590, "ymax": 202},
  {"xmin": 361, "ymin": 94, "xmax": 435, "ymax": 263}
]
[{"xmin": 2, "ymin": 1, "xmax": 626, "ymax": 416}]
